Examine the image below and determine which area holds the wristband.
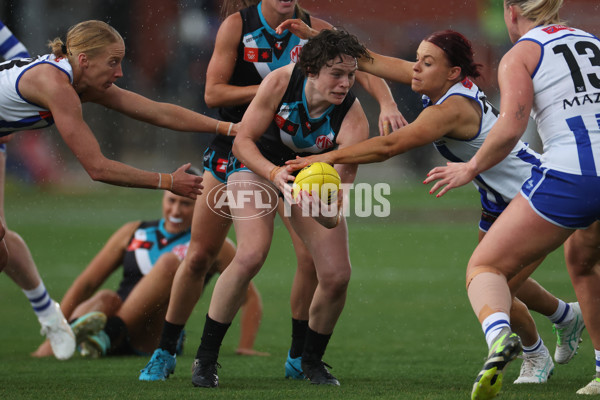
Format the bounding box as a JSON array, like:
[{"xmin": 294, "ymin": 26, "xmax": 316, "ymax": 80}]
[
  {"xmin": 216, "ymin": 121, "xmax": 221, "ymax": 135},
  {"xmin": 227, "ymin": 122, "xmax": 233, "ymax": 136},
  {"xmin": 158, "ymin": 173, "xmax": 171, "ymax": 190},
  {"xmin": 269, "ymin": 166, "xmax": 282, "ymax": 182}
]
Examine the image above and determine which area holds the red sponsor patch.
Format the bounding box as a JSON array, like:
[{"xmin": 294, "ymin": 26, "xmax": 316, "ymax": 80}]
[
  {"xmin": 461, "ymin": 78, "xmax": 473, "ymax": 89},
  {"xmin": 542, "ymin": 25, "xmax": 574, "ymax": 34},
  {"xmin": 172, "ymin": 243, "xmax": 189, "ymax": 260},
  {"xmin": 290, "ymin": 45, "xmax": 303, "ymax": 63},
  {"xmin": 244, "ymin": 48, "xmax": 259, "ymax": 62},
  {"xmin": 127, "ymin": 238, "xmax": 153, "ymax": 251},
  {"xmin": 216, "ymin": 158, "xmax": 228, "ymax": 173},
  {"xmin": 316, "ymin": 135, "xmax": 333, "ymax": 150},
  {"xmin": 244, "ymin": 47, "xmax": 272, "ymax": 62},
  {"xmin": 39, "ymin": 111, "xmax": 53, "ymax": 119},
  {"xmin": 274, "ymin": 115, "xmax": 285, "ymax": 128}
]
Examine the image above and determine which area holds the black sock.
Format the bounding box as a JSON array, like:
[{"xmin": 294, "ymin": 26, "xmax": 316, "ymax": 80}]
[
  {"xmin": 290, "ymin": 319, "xmax": 308, "ymax": 358},
  {"xmin": 302, "ymin": 327, "xmax": 332, "ymax": 363},
  {"xmin": 103, "ymin": 316, "xmax": 128, "ymax": 355},
  {"xmin": 195, "ymin": 314, "xmax": 231, "ymax": 363},
  {"xmin": 158, "ymin": 320, "xmax": 185, "ymax": 355}
]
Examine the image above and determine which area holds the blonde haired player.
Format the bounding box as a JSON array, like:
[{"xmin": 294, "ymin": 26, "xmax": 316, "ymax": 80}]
[{"xmin": 425, "ymin": 0, "xmax": 600, "ymax": 397}]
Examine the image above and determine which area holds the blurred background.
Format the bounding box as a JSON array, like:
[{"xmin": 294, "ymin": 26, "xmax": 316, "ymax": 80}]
[{"xmin": 0, "ymin": 0, "xmax": 598, "ymax": 189}]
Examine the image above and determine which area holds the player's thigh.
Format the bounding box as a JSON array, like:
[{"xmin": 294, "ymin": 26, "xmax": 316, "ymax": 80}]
[
  {"xmin": 469, "ymin": 194, "xmax": 572, "ymax": 279},
  {"xmin": 290, "ymin": 210, "xmax": 351, "ymax": 279},
  {"xmin": 228, "ymin": 171, "xmax": 277, "ymax": 261},
  {"xmin": 187, "ymin": 172, "xmax": 232, "ymax": 256}
]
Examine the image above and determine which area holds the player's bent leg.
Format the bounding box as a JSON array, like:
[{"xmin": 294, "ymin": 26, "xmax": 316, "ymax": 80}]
[
  {"xmin": 192, "ymin": 172, "xmax": 277, "ymax": 388},
  {"xmin": 165, "ymin": 172, "xmax": 232, "ymax": 326},
  {"xmin": 278, "ymin": 201, "xmax": 316, "ymax": 380},
  {"xmin": 290, "ymin": 212, "xmax": 351, "ymax": 386}
]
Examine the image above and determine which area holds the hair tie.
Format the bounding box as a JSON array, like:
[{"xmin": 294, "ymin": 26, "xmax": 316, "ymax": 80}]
[{"xmin": 61, "ymin": 44, "xmax": 68, "ymax": 55}]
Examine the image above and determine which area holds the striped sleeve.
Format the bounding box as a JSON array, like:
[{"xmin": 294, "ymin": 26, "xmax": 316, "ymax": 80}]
[{"xmin": 0, "ymin": 20, "xmax": 30, "ymax": 60}]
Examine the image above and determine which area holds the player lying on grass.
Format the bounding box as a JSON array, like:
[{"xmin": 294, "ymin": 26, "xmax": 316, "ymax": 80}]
[{"xmin": 33, "ymin": 168, "xmax": 266, "ymax": 358}]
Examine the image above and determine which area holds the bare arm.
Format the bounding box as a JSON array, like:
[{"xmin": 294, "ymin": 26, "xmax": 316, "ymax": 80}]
[
  {"xmin": 359, "ymin": 51, "xmax": 415, "ymax": 86},
  {"xmin": 205, "ymin": 13, "xmax": 259, "ymax": 108},
  {"xmin": 425, "ymin": 41, "xmax": 539, "ymax": 197},
  {"xmin": 18, "ymin": 65, "xmax": 203, "ymax": 199},
  {"xmin": 60, "ymin": 222, "xmax": 138, "ymax": 319},
  {"xmin": 286, "ymin": 96, "xmax": 470, "ymax": 168},
  {"xmin": 96, "ymin": 86, "xmax": 236, "ymax": 136},
  {"xmin": 232, "ymin": 66, "xmax": 294, "ymax": 184}
]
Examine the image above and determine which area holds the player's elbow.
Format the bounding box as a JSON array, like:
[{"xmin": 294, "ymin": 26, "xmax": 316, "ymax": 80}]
[
  {"xmin": 82, "ymin": 162, "xmax": 109, "ymax": 182},
  {"xmin": 204, "ymin": 87, "xmax": 221, "ymax": 108}
]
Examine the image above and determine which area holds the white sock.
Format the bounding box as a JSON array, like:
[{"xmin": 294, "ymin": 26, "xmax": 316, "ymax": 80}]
[
  {"xmin": 482, "ymin": 312, "xmax": 511, "ymax": 349},
  {"xmin": 549, "ymin": 300, "xmax": 572, "ymax": 326},
  {"xmin": 522, "ymin": 336, "xmax": 544, "ymax": 355},
  {"xmin": 23, "ymin": 281, "xmax": 54, "ymax": 319},
  {"xmin": 595, "ymin": 349, "xmax": 600, "ymax": 375}
]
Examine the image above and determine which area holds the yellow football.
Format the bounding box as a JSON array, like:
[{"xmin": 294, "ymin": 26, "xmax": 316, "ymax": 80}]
[{"xmin": 292, "ymin": 162, "xmax": 341, "ymax": 205}]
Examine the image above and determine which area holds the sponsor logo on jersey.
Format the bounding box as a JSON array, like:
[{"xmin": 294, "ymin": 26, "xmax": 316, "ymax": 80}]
[
  {"xmin": 216, "ymin": 158, "xmax": 228, "ymax": 173},
  {"xmin": 274, "ymin": 115, "xmax": 286, "ymax": 128},
  {"xmin": 290, "ymin": 45, "xmax": 303, "ymax": 63},
  {"xmin": 542, "ymin": 25, "xmax": 575, "ymax": 34},
  {"xmin": 316, "ymin": 135, "xmax": 334, "ymax": 150},
  {"xmin": 275, "ymin": 115, "xmax": 299, "ymax": 135},
  {"xmin": 244, "ymin": 47, "xmax": 272, "ymax": 63},
  {"xmin": 562, "ymin": 92, "xmax": 600, "ymax": 109},
  {"xmin": 461, "ymin": 78, "xmax": 473, "ymax": 89},
  {"xmin": 127, "ymin": 238, "xmax": 153, "ymax": 251},
  {"xmin": 172, "ymin": 243, "xmax": 189, "ymax": 260}
]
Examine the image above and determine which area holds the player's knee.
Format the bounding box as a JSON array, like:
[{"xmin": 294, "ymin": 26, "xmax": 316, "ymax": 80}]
[
  {"xmin": 184, "ymin": 247, "xmax": 219, "ymax": 275},
  {"xmin": 95, "ymin": 289, "xmax": 122, "ymax": 310},
  {"xmin": 232, "ymin": 248, "xmax": 268, "ymax": 278},
  {"xmin": 318, "ymin": 267, "xmax": 350, "ymax": 296},
  {"xmin": 465, "ymin": 265, "xmax": 504, "ymax": 289},
  {"xmin": 154, "ymin": 253, "xmax": 181, "ymax": 277}
]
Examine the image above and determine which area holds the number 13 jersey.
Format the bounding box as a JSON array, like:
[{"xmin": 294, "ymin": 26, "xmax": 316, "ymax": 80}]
[{"xmin": 519, "ymin": 25, "xmax": 600, "ymax": 176}]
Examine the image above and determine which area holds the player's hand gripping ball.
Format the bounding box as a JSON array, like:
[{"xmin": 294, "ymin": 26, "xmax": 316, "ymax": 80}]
[{"xmin": 292, "ymin": 162, "xmax": 341, "ymax": 205}]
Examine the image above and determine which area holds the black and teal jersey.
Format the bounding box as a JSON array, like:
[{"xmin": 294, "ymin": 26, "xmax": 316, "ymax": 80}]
[
  {"xmin": 256, "ymin": 64, "xmax": 356, "ymax": 165},
  {"xmin": 210, "ymin": 3, "xmax": 311, "ymax": 152},
  {"xmin": 116, "ymin": 219, "xmax": 191, "ymax": 300}
]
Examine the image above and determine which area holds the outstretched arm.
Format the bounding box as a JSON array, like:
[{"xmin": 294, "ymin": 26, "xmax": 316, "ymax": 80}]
[
  {"xmin": 286, "ymin": 98, "xmax": 465, "ymax": 170},
  {"xmin": 96, "ymin": 86, "xmax": 237, "ymax": 137},
  {"xmin": 59, "ymin": 222, "xmax": 137, "ymax": 319},
  {"xmin": 425, "ymin": 41, "xmax": 538, "ymax": 197},
  {"xmin": 19, "ymin": 65, "xmax": 203, "ymax": 199}
]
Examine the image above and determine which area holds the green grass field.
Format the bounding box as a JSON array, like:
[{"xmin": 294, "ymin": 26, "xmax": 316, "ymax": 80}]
[{"xmin": 0, "ymin": 179, "xmax": 593, "ymax": 399}]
